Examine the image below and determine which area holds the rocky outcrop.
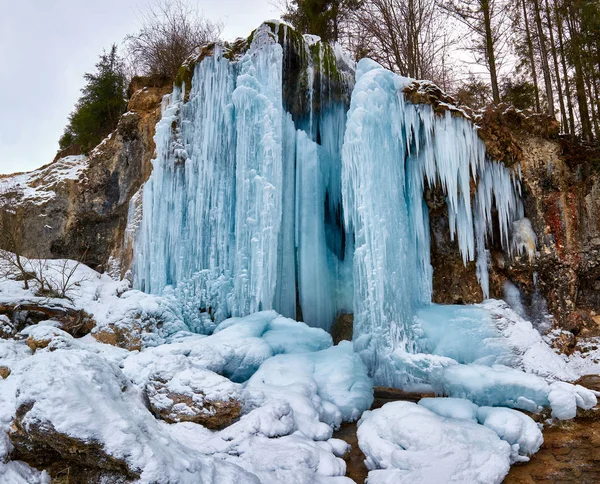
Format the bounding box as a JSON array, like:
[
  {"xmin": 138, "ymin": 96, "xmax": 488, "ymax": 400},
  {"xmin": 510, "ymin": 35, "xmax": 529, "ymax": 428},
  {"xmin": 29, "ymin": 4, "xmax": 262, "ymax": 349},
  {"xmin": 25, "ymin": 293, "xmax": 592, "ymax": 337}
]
[
  {"xmin": 9, "ymin": 401, "xmax": 137, "ymax": 483},
  {"xmin": 146, "ymin": 367, "xmax": 243, "ymax": 429},
  {"xmin": 418, "ymin": 96, "xmax": 600, "ymax": 339},
  {"xmin": 0, "ymin": 299, "xmax": 95, "ymax": 338},
  {"xmin": 0, "ymin": 76, "xmax": 172, "ymax": 275}
]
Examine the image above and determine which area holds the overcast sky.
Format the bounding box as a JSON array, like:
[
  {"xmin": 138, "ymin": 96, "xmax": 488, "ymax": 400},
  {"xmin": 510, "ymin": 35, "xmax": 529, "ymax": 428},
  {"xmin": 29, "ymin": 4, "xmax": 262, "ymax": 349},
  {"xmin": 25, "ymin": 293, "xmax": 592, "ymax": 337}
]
[{"xmin": 0, "ymin": 0, "xmax": 279, "ymax": 175}]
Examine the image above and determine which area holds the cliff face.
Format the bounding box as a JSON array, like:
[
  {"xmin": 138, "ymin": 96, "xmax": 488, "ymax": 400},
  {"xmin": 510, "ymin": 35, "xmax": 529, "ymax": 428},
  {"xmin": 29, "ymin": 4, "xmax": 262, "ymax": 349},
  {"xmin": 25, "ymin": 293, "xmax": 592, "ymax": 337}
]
[
  {"xmin": 0, "ymin": 77, "xmax": 171, "ymax": 273},
  {"xmin": 429, "ymin": 104, "xmax": 600, "ymax": 340}
]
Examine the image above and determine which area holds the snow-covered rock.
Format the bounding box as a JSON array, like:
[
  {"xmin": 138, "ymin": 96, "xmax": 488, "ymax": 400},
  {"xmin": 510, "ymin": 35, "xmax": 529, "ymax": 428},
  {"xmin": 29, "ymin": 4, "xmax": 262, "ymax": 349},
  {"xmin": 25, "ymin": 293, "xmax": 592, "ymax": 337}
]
[{"xmin": 146, "ymin": 364, "xmax": 243, "ymax": 428}]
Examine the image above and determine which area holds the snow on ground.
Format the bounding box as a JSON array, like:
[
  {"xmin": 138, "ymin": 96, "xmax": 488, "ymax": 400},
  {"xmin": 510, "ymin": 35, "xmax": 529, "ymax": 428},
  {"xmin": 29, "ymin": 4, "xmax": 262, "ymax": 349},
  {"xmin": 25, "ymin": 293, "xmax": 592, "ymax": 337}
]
[
  {"xmin": 0, "ymin": 255, "xmax": 188, "ymax": 347},
  {"xmin": 0, "ymin": 261, "xmax": 365, "ymax": 482},
  {"xmin": 545, "ymin": 330, "xmax": 600, "ymax": 377},
  {"xmin": 1, "ymin": 256, "xmax": 600, "ymax": 482},
  {"xmin": 0, "ymin": 155, "xmax": 87, "ymax": 206}
]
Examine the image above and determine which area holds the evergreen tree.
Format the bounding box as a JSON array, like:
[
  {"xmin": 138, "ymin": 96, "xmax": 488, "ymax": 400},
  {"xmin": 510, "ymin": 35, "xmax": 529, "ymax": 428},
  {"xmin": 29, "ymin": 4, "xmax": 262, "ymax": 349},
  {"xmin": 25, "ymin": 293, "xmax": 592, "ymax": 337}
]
[{"xmin": 59, "ymin": 45, "xmax": 127, "ymax": 153}]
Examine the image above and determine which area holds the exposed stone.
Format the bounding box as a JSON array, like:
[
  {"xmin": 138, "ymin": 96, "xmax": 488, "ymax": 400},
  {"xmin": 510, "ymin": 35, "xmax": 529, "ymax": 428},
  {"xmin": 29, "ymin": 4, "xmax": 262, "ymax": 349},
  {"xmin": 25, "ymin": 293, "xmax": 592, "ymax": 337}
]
[
  {"xmin": 550, "ymin": 330, "xmax": 578, "ymax": 355},
  {"xmin": 0, "ymin": 366, "xmax": 10, "ymax": 378},
  {"xmin": 0, "ymin": 76, "xmax": 172, "ymax": 277},
  {"xmin": 146, "ymin": 367, "xmax": 243, "ymax": 429},
  {"xmin": 91, "ymin": 322, "xmax": 145, "ymax": 352},
  {"xmin": 330, "ymin": 313, "xmax": 353, "ymax": 345}
]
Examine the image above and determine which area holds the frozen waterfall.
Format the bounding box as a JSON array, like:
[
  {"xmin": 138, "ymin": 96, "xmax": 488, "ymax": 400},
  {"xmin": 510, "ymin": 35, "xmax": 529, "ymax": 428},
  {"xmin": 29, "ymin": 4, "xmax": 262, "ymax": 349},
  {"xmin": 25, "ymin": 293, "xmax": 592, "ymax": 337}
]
[{"xmin": 133, "ymin": 22, "xmax": 524, "ymax": 386}]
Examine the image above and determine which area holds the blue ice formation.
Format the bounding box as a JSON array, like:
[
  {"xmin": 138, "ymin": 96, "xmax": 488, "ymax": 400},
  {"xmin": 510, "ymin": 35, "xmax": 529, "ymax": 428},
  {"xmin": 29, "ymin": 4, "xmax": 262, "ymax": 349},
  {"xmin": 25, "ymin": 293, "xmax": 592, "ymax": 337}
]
[{"xmin": 133, "ymin": 22, "xmax": 526, "ymax": 386}]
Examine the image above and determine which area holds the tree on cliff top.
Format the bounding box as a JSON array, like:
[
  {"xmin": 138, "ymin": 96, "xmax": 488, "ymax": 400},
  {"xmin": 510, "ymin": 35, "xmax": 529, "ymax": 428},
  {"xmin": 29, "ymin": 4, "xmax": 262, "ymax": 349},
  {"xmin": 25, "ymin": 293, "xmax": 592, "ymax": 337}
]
[
  {"xmin": 59, "ymin": 45, "xmax": 127, "ymax": 153},
  {"xmin": 125, "ymin": 0, "xmax": 222, "ymax": 79}
]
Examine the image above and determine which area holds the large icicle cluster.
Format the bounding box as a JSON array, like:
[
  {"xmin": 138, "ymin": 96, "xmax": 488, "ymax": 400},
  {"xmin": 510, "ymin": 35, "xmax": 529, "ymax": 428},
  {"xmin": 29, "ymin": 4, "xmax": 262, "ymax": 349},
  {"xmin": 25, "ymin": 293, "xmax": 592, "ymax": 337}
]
[
  {"xmin": 134, "ymin": 23, "xmax": 354, "ymax": 332},
  {"xmin": 342, "ymin": 59, "xmax": 523, "ymax": 385},
  {"xmin": 134, "ymin": 23, "xmax": 526, "ymax": 386}
]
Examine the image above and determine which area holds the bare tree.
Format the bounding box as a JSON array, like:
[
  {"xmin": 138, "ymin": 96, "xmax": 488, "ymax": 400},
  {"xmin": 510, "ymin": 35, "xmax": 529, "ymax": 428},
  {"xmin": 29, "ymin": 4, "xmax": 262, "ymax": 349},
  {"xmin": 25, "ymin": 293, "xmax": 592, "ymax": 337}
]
[
  {"xmin": 439, "ymin": 0, "xmax": 513, "ymax": 104},
  {"xmin": 125, "ymin": 0, "xmax": 223, "ymax": 79},
  {"xmin": 0, "ymin": 183, "xmax": 32, "ymax": 289},
  {"xmin": 351, "ymin": 0, "xmax": 455, "ymax": 88}
]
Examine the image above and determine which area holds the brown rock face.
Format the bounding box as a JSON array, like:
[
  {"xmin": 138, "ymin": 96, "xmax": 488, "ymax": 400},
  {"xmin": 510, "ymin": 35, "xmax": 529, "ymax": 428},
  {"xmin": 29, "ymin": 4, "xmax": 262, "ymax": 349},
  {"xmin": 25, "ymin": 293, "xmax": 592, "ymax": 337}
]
[
  {"xmin": 91, "ymin": 322, "xmax": 146, "ymax": 352},
  {"xmin": 9, "ymin": 402, "xmax": 138, "ymax": 483},
  {"xmin": 330, "ymin": 313, "xmax": 353, "ymax": 345},
  {"xmin": 0, "ymin": 77, "xmax": 172, "ymax": 276},
  {"xmin": 0, "ymin": 366, "xmax": 10, "ymax": 378},
  {"xmin": 505, "ymin": 377, "xmax": 600, "ymax": 484}
]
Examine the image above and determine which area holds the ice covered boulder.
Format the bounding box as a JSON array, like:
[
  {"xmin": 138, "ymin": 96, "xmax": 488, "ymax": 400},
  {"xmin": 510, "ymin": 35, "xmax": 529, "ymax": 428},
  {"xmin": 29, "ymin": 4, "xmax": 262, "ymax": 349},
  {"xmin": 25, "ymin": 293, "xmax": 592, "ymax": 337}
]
[
  {"xmin": 548, "ymin": 381, "xmax": 597, "ymax": 420},
  {"xmin": 213, "ymin": 311, "xmax": 333, "ymax": 355},
  {"xmin": 20, "ymin": 324, "xmax": 74, "ymax": 353},
  {"xmin": 435, "ymin": 364, "xmax": 551, "ymax": 412},
  {"xmin": 357, "ymin": 401, "xmax": 512, "ymax": 484},
  {"xmin": 146, "ymin": 364, "xmax": 243, "ymax": 429},
  {"xmin": 476, "ymin": 406, "xmax": 543, "ymax": 460},
  {"xmin": 418, "ymin": 397, "xmax": 542, "ymax": 461},
  {"xmin": 245, "ymin": 341, "xmax": 373, "ymax": 440}
]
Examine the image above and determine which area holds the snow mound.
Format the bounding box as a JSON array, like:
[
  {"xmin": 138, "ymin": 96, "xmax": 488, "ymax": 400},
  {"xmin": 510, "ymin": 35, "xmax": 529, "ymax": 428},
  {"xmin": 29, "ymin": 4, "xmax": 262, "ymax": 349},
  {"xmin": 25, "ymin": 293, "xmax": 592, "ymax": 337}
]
[
  {"xmin": 124, "ymin": 310, "xmax": 333, "ymax": 384},
  {"xmin": 168, "ymin": 401, "xmax": 353, "ymax": 483},
  {"xmin": 357, "ymin": 401, "xmax": 512, "ymax": 484},
  {"xmin": 435, "ymin": 363, "xmax": 596, "ymax": 417},
  {"xmin": 419, "ymin": 398, "xmax": 542, "ymax": 461},
  {"xmin": 246, "ymin": 341, "xmax": 373, "ymax": 440},
  {"xmin": 3, "ymin": 348, "xmax": 257, "ymax": 483}
]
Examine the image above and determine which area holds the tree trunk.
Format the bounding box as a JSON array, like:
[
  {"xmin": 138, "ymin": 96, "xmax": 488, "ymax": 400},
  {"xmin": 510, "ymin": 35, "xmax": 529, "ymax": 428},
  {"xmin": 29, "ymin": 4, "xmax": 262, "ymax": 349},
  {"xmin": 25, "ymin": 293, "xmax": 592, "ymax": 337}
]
[
  {"xmin": 482, "ymin": 0, "xmax": 500, "ymax": 103},
  {"xmin": 544, "ymin": 0, "xmax": 568, "ymax": 130},
  {"xmin": 532, "ymin": 0, "xmax": 555, "ymax": 116},
  {"xmin": 555, "ymin": 2, "xmax": 576, "ymax": 134},
  {"xmin": 567, "ymin": 2, "xmax": 593, "ymax": 140},
  {"xmin": 523, "ymin": 0, "xmax": 541, "ymax": 111}
]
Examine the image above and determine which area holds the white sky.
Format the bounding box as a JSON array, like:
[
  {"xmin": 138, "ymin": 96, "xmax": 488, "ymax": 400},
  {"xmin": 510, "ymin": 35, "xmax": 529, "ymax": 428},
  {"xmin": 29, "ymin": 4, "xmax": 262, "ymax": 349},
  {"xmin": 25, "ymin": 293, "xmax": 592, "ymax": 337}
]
[{"xmin": 0, "ymin": 0, "xmax": 279, "ymax": 174}]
